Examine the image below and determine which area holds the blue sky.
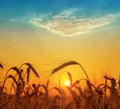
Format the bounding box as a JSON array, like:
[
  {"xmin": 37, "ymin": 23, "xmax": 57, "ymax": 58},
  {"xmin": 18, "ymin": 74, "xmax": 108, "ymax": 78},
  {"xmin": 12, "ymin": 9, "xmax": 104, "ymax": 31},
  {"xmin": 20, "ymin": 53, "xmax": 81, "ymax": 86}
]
[
  {"xmin": 0, "ymin": 0, "xmax": 120, "ymax": 37},
  {"xmin": 0, "ymin": 0, "xmax": 120, "ymax": 17}
]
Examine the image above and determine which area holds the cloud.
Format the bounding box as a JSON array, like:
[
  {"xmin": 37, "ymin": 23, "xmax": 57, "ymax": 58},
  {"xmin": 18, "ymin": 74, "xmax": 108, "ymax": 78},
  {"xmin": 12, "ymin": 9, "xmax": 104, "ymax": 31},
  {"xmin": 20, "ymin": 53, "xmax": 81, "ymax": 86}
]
[
  {"xmin": 11, "ymin": 18, "xmax": 16, "ymax": 22},
  {"xmin": 29, "ymin": 9, "xmax": 119, "ymax": 37}
]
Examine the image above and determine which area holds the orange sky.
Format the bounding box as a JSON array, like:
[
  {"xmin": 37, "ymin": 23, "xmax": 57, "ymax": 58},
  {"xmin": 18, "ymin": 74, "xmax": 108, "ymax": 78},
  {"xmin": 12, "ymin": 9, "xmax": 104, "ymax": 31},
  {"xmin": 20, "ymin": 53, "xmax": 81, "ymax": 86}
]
[{"xmin": 0, "ymin": 26, "xmax": 120, "ymax": 87}]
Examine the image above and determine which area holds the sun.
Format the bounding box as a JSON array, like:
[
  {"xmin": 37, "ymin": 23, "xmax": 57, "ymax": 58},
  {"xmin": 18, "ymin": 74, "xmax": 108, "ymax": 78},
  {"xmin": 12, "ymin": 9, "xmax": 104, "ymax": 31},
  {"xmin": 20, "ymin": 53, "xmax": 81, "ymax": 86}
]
[{"xmin": 65, "ymin": 80, "xmax": 70, "ymax": 86}]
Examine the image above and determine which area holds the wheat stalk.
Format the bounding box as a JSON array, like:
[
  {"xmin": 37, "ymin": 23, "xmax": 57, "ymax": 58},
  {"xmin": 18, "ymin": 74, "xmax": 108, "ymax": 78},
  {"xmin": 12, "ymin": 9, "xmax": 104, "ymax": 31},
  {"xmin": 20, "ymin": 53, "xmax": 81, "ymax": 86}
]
[{"xmin": 67, "ymin": 86, "xmax": 80, "ymax": 109}]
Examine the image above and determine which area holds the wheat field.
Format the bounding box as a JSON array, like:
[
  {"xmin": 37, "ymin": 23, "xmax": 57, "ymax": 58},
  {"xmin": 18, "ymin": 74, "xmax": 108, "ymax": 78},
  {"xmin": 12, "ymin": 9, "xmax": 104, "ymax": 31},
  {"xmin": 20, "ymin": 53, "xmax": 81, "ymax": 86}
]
[{"xmin": 0, "ymin": 61, "xmax": 120, "ymax": 109}]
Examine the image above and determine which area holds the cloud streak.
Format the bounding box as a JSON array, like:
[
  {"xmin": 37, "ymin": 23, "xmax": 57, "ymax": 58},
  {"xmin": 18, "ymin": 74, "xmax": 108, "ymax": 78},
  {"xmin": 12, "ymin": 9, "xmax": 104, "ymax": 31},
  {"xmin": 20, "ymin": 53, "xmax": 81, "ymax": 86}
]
[{"xmin": 30, "ymin": 9, "xmax": 119, "ymax": 37}]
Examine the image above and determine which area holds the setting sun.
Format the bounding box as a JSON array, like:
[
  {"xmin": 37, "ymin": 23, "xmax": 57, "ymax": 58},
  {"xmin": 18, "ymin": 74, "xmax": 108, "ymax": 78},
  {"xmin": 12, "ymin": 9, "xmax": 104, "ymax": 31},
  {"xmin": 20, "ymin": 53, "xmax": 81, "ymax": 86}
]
[
  {"xmin": 65, "ymin": 80, "xmax": 70, "ymax": 86},
  {"xmin": 0, "ymin": 0, "xmax": 120, "ymax": 109}
]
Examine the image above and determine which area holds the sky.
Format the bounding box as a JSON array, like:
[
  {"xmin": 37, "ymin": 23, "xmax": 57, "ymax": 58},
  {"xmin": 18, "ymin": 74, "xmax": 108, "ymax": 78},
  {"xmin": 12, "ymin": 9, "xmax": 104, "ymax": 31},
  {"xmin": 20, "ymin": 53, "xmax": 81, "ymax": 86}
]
[{"xmin": 0, "ymin": 0, "xmax": 120, "ymax": 85}]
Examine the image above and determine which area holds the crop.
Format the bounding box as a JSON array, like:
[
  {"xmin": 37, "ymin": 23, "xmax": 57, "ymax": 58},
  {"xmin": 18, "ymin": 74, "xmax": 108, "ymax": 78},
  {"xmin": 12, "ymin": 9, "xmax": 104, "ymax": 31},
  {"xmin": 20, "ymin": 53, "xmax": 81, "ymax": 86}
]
[{"xmin": 0, "ymin": 61, "xmax": 120, "ymax": 109}]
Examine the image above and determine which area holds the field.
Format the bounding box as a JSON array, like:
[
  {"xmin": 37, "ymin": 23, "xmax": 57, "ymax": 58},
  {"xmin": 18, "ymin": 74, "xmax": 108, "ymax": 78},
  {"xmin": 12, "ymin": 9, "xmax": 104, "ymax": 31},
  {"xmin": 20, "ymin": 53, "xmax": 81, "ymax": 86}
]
[{"xmin": 0, "ymin": 61, "xmax": 120, "ymax": 109}]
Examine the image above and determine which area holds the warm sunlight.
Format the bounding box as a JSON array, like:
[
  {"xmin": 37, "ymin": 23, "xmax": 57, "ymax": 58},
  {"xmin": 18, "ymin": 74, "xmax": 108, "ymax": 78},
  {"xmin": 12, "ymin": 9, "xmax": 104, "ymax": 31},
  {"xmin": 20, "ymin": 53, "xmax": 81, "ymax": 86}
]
[
  {"xmin": 0, "ymin": 0, "xmax": 120, "ymax": 108},
  {"xmin": 65, "ymin": 80, "xmax": 70, "ymax": 86}
]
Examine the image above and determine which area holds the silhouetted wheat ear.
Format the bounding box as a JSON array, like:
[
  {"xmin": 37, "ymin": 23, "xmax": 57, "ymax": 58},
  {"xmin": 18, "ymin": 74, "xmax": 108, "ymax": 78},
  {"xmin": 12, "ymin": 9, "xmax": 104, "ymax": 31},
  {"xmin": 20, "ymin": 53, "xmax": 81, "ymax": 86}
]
[
  {"xmin": 71, "ymin": 80, "xmax": 79, "ymax": 88},
  {"xmin": 40, "ymin": 85, "xmax": 48, "ymax": 95},
  {"xmin": 46, "ymin": 79, "xmax": 49, "ymax": 88},
  {"xmin": 10, "ymin": 67, "xmax": 19, "ymax": 73},
  {"xmin": 26, "ymin": 68, "xmax": 30, "ymax": 82},
  {"xmin": 67, "ymin": 87, "xmax": 80, "ymax": 109},
  {"xmin": 51, "ymin": 61, "xmax": 90, "ymax": 81},
  {"xmin": 10, "ymin": 67, "xmax": 24, "ymax": 83},
  {"xmin": 118, "ymin": 74, "xmax": 120, "ymax": 89},
  {"xmin": 0, "ymin": 64, "xmax": 3, "ymax": 69},
  {"xmin": 67, "ymin": 72, "xmax": 72, "ymax": 87},
  {"xmin": 3, "ymin": 67, "xmax": 20, "ymax": 89},
  {"xmin": 7, "ymin": 75, "xmax": 18, "ymax": 86},
  {"xmin": 54, "ymin": 87, "xmax": 64, "ymax": 97},
  {"xmin": 51, "ymin": 61, "xmax": 80, "ymax": 74},
  {"xmin": 86, "ymin": 80, "xmax": 93, "ymax": 92},
  {"xmin": 25, "ymin": 63, "xmax": 39, "ymax": 78}
]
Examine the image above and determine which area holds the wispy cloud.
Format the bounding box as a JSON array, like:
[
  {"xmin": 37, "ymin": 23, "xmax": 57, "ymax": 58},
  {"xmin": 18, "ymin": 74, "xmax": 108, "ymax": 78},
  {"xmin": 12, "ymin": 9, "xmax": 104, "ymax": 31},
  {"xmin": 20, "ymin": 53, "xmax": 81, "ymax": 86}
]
[{"xmin": 29, "ymin": 9, "xmax": 119, "ymax": 37}]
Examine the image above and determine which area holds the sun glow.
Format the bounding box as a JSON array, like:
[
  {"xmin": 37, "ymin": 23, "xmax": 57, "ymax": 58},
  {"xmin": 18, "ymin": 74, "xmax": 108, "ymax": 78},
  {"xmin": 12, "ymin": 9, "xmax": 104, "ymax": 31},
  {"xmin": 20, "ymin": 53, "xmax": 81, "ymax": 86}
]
[{"xmin": 65, "ymin": 80, "xmax": 70, "ymax": 86}]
